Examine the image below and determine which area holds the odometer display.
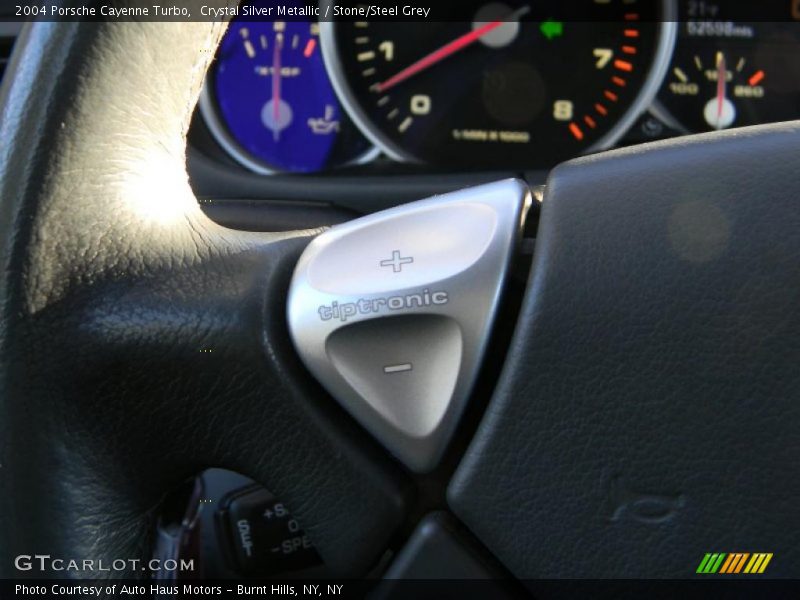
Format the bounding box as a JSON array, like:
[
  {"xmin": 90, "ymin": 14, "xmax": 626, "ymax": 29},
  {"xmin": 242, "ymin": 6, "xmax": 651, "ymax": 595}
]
[{"xmin": 322, "ymin": 1, "xmax": 675, "ymax": 168}]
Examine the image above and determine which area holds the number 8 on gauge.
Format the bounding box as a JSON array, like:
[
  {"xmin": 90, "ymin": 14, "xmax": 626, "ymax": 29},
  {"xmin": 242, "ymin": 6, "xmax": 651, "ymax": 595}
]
[{"xmin": 321, "ymin": 0, "xmax": 677, "ymax": 169}]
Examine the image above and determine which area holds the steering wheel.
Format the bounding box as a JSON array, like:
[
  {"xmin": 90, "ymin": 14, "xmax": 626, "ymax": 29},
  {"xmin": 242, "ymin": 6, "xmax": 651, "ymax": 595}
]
[{"xmin": 2, "ymin": 11, "xmax": 798, "ymax": 587}]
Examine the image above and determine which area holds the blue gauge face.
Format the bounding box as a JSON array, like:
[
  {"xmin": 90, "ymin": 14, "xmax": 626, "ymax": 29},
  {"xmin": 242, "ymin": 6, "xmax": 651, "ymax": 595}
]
[{"xmin": 210, "ymin": 7, "xmax": 373, "ymax": 173}]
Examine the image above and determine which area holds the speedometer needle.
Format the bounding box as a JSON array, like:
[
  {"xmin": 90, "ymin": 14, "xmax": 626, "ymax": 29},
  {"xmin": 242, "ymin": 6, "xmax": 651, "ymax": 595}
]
[{"xmin": 375, "ymin": 6, "xmax": 530, "ymax": 94}]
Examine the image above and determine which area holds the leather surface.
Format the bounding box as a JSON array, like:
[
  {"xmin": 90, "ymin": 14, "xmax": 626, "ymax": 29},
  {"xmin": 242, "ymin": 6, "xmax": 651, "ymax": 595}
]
[
  {"xmin": 0, "ymin": 11, "xmax": 407, "ymax": 578},
  {"xmin": 375, "ymin": 513, "xmax": 523, "ymax": 599},
  {"xmin": 381, "ymin": 513, "xmax": 507, "ymax": 581},
  {"xmin": 449, "ymin": 123, "xmax": 800, "ymax": 579}
]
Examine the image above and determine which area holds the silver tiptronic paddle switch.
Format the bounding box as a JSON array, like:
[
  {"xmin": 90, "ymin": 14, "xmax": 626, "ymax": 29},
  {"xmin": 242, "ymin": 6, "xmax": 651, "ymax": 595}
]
[{"xmin": 287, "ymin": 179, "xmax": 530, "ymax": 472}]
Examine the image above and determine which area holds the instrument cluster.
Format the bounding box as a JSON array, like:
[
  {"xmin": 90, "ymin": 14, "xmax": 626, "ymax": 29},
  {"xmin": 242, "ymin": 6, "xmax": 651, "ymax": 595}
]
[{"xmin": 198, "ymin": 0, "xmax": 800, "ymax": 174}]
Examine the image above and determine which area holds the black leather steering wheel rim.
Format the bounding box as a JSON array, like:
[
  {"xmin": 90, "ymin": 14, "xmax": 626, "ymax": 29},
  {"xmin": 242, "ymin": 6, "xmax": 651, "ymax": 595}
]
[{"xmin": 0, "ymin": 14, "xmax": 407, "ymax": 578}]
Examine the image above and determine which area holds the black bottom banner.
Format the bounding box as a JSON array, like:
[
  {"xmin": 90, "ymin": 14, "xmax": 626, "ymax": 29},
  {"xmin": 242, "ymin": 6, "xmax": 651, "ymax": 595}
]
[{"xmin": 3, "ymin": 579, "xmax": 800, "ymax": 600}]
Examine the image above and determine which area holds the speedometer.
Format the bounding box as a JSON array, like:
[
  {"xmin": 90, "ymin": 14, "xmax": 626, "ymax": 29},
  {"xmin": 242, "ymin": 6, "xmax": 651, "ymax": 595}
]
[{"xmin": 321, "ymin": 0, "xmax": 676, "ymax": 168}]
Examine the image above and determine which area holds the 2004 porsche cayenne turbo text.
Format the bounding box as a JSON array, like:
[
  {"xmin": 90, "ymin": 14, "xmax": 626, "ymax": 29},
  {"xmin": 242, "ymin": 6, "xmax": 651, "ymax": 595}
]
[{"xmin": 42, "ymin": 5, "xmax": 190, "ymax": 17}]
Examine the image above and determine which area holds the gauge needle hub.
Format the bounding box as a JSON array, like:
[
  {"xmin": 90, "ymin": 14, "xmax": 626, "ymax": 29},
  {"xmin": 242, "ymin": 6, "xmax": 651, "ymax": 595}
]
[{"xmin": 375, "ymin": 6, "xmax": 530, "ymax": 93}]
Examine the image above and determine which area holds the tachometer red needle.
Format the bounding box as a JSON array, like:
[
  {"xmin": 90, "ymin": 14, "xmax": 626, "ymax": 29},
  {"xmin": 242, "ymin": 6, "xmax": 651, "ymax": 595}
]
[
  {"xmin": 272, "ymin": 33, "xmax": 282, "ymax": 141},
  {"xmin": 376, "ymin": 13, "xmax": 522, "ymax": 94},
  {"xmin": 715, "ymin": 51, "xmax": 726, "ymax": 126}
]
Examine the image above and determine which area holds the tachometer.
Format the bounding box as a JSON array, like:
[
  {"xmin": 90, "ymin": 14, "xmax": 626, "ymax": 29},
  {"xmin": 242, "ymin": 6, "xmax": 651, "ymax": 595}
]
[{"xmin": 321, "ymin": 0, "xmax": 676, "ymax": 168}]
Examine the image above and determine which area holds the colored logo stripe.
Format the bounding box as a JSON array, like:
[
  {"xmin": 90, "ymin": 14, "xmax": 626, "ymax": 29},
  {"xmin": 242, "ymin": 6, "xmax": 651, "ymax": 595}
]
[
  {"xmin": 744, "ymin": 553, "xmax": 773, "ymax": 574},
  {"xmin": 719, "ymin": 553, "xmax": 749, "ymax": 573},
  {"xmin": 697, "ymin": 552, "xmax": 773, "ymax": 574},
  {"xmin": 697, "ymin": 553, "xmax": 726, "ymax": 573},
  {"xmin": 718, "ymin": 554, "xmax": 736, "ymax": 573}
]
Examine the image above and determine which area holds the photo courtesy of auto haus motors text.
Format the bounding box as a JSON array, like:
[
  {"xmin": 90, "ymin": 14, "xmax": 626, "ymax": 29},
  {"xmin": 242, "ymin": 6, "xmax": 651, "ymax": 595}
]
[{"xmin": 13, "ymin": 583, "xmax": 345, "ymax": 597}]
